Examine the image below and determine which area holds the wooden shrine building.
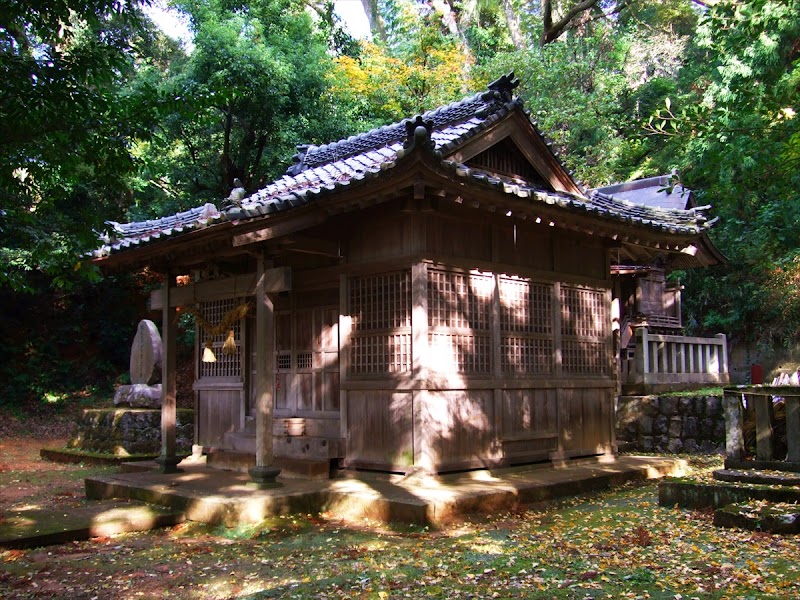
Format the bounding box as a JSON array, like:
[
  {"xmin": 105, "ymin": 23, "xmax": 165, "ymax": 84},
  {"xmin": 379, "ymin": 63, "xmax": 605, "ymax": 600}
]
[{"xmin": 93, "ymin": 75, "xmax": 723, "ymax": 481}]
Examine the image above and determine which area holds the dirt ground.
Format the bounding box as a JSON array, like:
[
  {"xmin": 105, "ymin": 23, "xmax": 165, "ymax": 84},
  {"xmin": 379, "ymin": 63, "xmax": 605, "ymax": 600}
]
[
  {"xmin": 0, "ymin": 437, "xmax": 90, "ymax": 511},
  {"xmin": 2, "ymin": 437, "xmax": 800, "ymax": 599}
]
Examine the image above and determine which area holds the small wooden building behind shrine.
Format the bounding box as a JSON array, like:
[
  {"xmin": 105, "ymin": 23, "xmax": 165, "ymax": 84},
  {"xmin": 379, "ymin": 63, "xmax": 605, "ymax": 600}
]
[{"xmin": 93, "ymin": 75, "xmax": 724, "ymax": 478}]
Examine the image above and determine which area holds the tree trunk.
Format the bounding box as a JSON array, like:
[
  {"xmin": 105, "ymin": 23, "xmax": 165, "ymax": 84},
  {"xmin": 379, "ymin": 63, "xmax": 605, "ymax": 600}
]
[
  {"xmin": 359, "ymin": 0, "xmax": 387, "ymax": 43},
  {"xmin": 503, "ymin": 0, "xmax": 525, "ymax": 50}
]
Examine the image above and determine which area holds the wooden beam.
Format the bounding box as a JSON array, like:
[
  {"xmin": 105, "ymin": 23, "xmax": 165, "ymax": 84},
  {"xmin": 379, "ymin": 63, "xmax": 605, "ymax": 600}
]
[
  {"xmin": 150, "ymin": 268, "xmax": 291, "ymax": 310},
  {"xmin": 281, "ymin": 235, "xmax": 341, "ymax": 258},
  {"xmin": 232, "ymin": 212, "xmax": 327, "ymax": 247}
]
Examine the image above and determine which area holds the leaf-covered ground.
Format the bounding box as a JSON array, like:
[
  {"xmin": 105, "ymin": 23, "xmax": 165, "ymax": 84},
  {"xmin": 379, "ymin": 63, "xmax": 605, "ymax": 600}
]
[{"xmin": 2, "ymin": 442, "xmax": 799, "ymax": 599}]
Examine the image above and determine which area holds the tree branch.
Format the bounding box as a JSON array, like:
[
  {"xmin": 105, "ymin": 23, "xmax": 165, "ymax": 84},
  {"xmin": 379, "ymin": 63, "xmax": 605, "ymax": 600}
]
[{"xmin": 541, "ymin": 0, "xmax": 601, "ymax": 46}]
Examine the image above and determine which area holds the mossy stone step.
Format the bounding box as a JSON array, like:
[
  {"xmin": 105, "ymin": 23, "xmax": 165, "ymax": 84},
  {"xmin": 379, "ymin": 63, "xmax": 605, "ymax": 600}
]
[
  {"xmin": 713, "ymin": 468, "xmax": 800, "ymax": 487},
  {"xmin": 714, "ymin": 501, "xmax": 800, "ymax": 534},
  {"xmin": 659, "ymin": 478, "xmax": 800, "ymax": 509},
  {"xmin": 0, "ymin": 501, "xmax": 185, "ymax": 549}
]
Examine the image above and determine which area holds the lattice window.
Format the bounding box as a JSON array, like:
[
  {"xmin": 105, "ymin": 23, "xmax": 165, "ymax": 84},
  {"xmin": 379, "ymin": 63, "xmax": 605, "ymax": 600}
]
[
  {"xmin": 277, "ymin": 353, "xmax": 291, "ymax": 371},
  {"xmin": 297, "ymin": 352, "xmax": 313, "ymax": 370},
  {"xmin": 560, "ymin": 286, "xmax": 609, "ymax": 375},
  {"xmin": 197, "ymin": 298, "xmax": 243, "ymax": 378},
  {"xmin": 349, "ymin": 271, "xmax": 411, "ymax": 375},
  {"xmin": 501, "ymin": 337, "xmax": 554, "ymax": 374},
  {"xmin": 499, "ymin": 277, "xmax": 552, "ymax": 335},
  {"xmin": 560, "ymin": 286, "xmax": 607, "ymax": 337},
  {"xmin": 562, "ymin": 340, "xmax": 607, "ymax": 374},
  {"xmin": 427, "ymin": 270, "xmax": 493, "ymax": 374},
  {"xmin": 499, "ymin": 276, "xmax": 554, "ymax": 374}
]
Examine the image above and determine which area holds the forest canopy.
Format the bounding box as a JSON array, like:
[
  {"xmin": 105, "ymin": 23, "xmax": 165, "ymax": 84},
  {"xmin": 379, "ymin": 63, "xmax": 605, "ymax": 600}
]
[{"xmin": 1, "ymin": 0, "xmax": 798, "ymax": 386}]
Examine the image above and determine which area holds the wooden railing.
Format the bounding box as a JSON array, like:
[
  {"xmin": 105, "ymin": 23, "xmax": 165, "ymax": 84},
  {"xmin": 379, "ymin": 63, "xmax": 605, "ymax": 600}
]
[
  {"xmin": 723, "ymin": 386, "xmax": 800, "ymax": 465},
  {"xmin": 621, "ymin": 328, "xmax": 729, "ymax": 392}
]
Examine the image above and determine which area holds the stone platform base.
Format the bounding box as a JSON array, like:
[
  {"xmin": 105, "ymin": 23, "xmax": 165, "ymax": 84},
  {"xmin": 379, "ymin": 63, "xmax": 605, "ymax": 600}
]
[
  {"xmin": 86, "ymin": 455, "xmax": 684, "ymax": 527},
  {"xmin": 68, "ymin": 408, "xmax": 193, "ymax": 456}
]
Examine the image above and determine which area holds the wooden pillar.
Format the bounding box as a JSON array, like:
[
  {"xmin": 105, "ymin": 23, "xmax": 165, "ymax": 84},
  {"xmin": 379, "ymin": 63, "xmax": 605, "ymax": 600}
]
[
  {"xmin": 157, "ymin": 275, "xmax": 181, "ymax": 473},
  {"xmin": 411, "ymin": 262, "xmax": 432, "ymax": 472},
  {"xmin": 248, "ymin": 255, "xmax": 281, "ymax": 488},
  {"xmin": 785, "ymin": 395, "xmax": 800, "ymax": 463}
]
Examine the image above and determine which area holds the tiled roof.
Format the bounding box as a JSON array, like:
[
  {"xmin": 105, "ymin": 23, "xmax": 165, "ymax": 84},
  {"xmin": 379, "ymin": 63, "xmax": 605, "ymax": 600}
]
[
  {"xmin": 592, "ymin": 174, "xmax": 695, "ymax": 211},
  {"xmin": 93, "ymin": 77, "xmax": 715, "ymax": 259}
]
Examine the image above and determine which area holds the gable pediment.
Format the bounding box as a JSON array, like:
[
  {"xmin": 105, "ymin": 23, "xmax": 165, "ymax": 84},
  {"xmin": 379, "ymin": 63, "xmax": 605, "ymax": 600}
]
[
  {"xmin": 463, "ymin": 137, "xmax": 549, "ymax": 188},
  {"xmin": 444, "ymin": 110, "xmax": 581, "ymax": 196}
]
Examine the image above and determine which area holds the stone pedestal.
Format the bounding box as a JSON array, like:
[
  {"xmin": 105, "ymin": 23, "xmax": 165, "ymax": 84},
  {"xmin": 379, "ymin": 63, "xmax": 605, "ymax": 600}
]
[
  {"xmin": 247, "ymin": 465, "xmax": 282, "ymax": 489},
  {"xmin": 723, "ymin": 393, "xmax": 745, "ymax": 461},
  {"xmin": 113, "ymin": 384, "xmax": 162, "ymax": 408}
]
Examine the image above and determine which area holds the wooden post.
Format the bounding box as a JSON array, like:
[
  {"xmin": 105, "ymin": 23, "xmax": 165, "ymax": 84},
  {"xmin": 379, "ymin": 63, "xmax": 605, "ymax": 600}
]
[
  {"xmin": 785, "ymin": 394, "xmax": 800, "ymax": 463},
  {"xmin": 723, "ymin": 390, "xmax": 745, "ymax": 461},
  {"xmin": 248, "ymin": 255, "xmax": 281, "ymax": 488},
  {"xmin": 157, "ymin": 275, "xmax": 181, "ymax": 473},
  {"xmin": 634, "ymin": 327, "xmax": 648, "ymax": 381},
  {"xmin": 753, "ymin": 392, "xmax": 775, "ymax": 462}
]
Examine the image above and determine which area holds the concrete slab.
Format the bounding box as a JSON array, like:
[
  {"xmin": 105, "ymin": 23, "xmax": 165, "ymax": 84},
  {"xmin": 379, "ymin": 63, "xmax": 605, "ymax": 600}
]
[
  {"xmin": 86, "ymin": 455, "xmax": 684, "ymax": 527},
  {"xmin": 0, "ymin": 501, "xmax": 185, "ymax": 549}
]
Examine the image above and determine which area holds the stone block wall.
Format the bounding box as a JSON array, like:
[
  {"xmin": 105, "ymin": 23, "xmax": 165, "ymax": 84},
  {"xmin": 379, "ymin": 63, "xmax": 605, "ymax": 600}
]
[
  {"xmin": 616, "ymin": 395, "xmax": 725, "ymax": 454},
  {"xmin": 68, "ymin": 408, "xmax": 194, "ymax": 456}
]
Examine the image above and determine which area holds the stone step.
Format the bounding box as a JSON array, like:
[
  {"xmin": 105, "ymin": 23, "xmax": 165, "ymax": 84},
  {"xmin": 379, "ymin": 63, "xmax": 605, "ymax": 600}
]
[
  {"xmin": 713, "ymin": 468, "xmax": 800, "ymax": 487},
  {"xmin": 206, "ymin": 450, "xmax": 331, "ymax": 480},
  {"xmin": 714, "ymin": 501, "xmax": 800, "ymax": 534},
  {"xmin": 0, "ymin": 501, "xmax": 184, "ymax": 549},
  {"xmin": 223, "ymin": 431, "xmax": 256, "ymax": 454},
  {"xmin": 207, "ymin": 449, "xmax": 255, "ymax": 472},
  {"xmin": 659, "ymin": 477, "xmax": 800, "ymax": 510}
]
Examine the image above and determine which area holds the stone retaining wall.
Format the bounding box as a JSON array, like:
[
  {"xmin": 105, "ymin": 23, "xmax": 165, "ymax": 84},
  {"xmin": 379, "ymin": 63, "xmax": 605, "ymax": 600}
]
[
  {"xmin": 68, "ymin": 408, "xmax": 193, "ymax": 456},
  {"xmin": 616, "ymin": 395, "xmax": 725, "ymax": 454}
]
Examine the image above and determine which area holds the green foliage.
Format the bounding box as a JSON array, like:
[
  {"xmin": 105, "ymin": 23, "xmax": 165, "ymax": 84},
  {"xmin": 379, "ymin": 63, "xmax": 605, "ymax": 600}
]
[
  {"xmin": 125, "ymin": 0, "xmax": 362, "ymax": 217},
  {"xmin": 0, "ymin": 0, "xmax": 185, "ymax": 292},
  {"xmin": 647, "ymin": 0, "xmax": 800, "ymax": 347},
  {"xmin": 0, "ymin": 273, "xmax": 155, "ymax": 407}
]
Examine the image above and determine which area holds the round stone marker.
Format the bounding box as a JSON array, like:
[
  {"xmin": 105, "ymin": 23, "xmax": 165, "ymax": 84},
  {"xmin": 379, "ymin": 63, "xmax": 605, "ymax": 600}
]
[{"xmin": 130, "ymin": 319, "xmax": 163, "ymax": 385}]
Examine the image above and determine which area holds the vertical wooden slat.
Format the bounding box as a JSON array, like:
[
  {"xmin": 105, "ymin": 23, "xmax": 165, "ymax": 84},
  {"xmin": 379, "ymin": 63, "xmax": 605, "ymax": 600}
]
[
  {"xmin": 339, "ymin": 274, "xmax": 350, "ymax": 440},
  {"xmin": 552, "ymin": 282, "xmax": 562, "ymax": 377}
]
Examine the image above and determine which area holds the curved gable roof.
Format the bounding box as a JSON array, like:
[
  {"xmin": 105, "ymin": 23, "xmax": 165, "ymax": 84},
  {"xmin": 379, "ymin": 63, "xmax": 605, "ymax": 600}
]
[{"xmin": 93, "ymin": 74, "xmax": 720, "ymax": 266}]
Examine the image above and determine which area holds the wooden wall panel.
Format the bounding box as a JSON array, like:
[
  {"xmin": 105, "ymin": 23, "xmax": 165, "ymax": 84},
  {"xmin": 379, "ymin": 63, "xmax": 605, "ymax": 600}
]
[
  {"xmin": 501, "ymin": 389, "xmax": 557, "ymax": 438},
  {"xmin": 421, "ymin": 390, "xmax": 497, "ymax": 469},
  {"xmin": 197, "ymin": 389, "xmax": 241, "ymax": 448},
  {"xmin": 495, "ymin": 225, "xmax": 554, "ymax": 271},
  {"xmin": 346, "ymin": 390, "xmax": 413, "ymax": 467},
  {"xmin": 558, "ymin": 387, "xmax": 613, "ymax": 456},
  {"xmin": 426, "ymin": 218, "xmax": 492, "ymax": 261},
  {"xmin": 347, "ymin": 214, "xmax": 406, "ymax": 263},
  {"xmin": 554, "ymin": 236, "xmax": 607, "ymax": 280}
]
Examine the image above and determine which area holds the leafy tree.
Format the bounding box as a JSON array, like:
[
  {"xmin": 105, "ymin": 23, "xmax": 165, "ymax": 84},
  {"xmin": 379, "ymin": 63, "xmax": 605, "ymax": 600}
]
[
  {"xmin": 649, "ymin": 0, "xmax": 800, "ymax": 348},
  {"xmin": 128, "ymin": 0, "xmax": 360, "ymax": 217},
  {"xmin": 0, "ymin": 0, "xmax": 173, "ymax": 291},
  {"xmin": 330, "ymin": 20, "xmax": 474, "ymax": 124}
]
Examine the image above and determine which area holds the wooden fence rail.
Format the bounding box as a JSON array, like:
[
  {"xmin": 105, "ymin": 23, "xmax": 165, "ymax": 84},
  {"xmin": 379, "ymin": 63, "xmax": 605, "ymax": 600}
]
[{"xmin": 621, "ymin": 329, "xmax": 729, "ymax": 392}]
